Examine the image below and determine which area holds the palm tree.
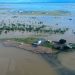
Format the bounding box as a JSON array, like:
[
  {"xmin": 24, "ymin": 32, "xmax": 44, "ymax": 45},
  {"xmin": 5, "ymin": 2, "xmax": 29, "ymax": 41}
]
[{"xmin": 28, "ymin": 25, "xmax": 33, "ymax": 32}]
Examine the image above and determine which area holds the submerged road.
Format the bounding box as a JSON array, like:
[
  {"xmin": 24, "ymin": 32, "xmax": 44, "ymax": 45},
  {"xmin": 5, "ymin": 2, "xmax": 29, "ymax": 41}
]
[{"xmin": 0, "ymin": 42, "xmax": 57, "ymax": 75}]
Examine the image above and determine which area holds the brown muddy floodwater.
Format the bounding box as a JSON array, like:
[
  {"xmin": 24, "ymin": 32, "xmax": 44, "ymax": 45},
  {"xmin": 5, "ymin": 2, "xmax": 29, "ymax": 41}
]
[
  {"xmin": 58, "ymin": 51, "xmax": 75, "ymax": 71},
  {"xmin": 0, "ymin": 42, "xmax": 57, "ymax": 75}
]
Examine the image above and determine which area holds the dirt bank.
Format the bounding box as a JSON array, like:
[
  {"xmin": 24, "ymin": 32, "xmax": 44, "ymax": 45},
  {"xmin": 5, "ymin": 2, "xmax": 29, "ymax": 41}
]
[{"xmin": 3, "ymin": 40, "xmax": 55, "ymax": 54}]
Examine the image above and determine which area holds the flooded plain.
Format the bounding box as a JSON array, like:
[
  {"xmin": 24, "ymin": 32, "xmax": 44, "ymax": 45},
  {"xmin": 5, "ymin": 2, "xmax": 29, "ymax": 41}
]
[
  {"xmin": 0, "ymin": 3, "xmax": 75, "ymax": 75},
  {"xmin": 0, "ymin": 42, "xmax": 57, "ymax": 75},
  {"xmin": 0, "ymin": 15, "xmax": 75, "ymax": 43},
  {"xmin": 58, "ymin": 51, "xmax": 75, "ymax": 71}
]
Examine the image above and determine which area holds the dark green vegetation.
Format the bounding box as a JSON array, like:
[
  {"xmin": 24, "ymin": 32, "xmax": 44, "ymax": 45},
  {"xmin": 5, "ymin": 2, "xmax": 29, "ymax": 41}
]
[
  {"xmin": 0, "ymin": 22, "xmax": 69, "ymax": 35},
  {"xmin": 7, "ymin": 37, "xmax": 75, "ymax": 50},
  {"xmin": 42, "ymin": 41, "xmax": 53, "ymax": 48},
  {"xmin": 13, "ymin": 37, "xmax": 75, "ymax": 49}
]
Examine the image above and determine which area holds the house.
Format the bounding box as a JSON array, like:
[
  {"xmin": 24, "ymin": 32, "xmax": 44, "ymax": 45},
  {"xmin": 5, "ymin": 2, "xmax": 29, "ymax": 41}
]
[{"xmin": 52, "ymin": 39, "xmax": 72, "ymax": 51}]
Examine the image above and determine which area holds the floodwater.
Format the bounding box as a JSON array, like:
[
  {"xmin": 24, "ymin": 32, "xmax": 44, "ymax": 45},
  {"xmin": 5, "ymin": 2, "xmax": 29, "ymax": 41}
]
[
  {"xmin": 0, "ymin": 3, "xmax": 75, "ymax": 13},
  {"xmin": 0, "ymin": 42, "xmax": 57, "ymax": 75},
  {"xmin": 0, "ymin": 15, "xmax": 75, "ymax": 43},
  {"xmin": 58, "ymin": 52, "xmax": 75, "ymax": 71}
]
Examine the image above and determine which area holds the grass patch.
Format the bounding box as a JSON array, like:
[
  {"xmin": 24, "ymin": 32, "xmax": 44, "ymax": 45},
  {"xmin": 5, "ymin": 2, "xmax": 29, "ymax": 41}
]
[
  {"xmin": 13, "ymin": 37, "xmax": 37, "ymax": 44},
  {"xmin": 12, "ymin": 37, "xmax": 53, "ymax": 48},
  {"xmin": 42, "ymin": 41, "xmax": 53, "ymax": 48}
]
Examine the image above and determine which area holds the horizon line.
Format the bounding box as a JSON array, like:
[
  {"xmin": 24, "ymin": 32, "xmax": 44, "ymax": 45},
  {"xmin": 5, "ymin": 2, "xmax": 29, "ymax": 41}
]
[{"xmin": 0, "ymin": 2, "xmax": 75, "ymax": 4}]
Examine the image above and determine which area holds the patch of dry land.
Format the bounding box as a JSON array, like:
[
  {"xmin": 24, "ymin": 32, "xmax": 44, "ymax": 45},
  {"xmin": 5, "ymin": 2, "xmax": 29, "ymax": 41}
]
[{"xmin": 3, "ymin": 40, "xmax": 54, "ymax": 54}]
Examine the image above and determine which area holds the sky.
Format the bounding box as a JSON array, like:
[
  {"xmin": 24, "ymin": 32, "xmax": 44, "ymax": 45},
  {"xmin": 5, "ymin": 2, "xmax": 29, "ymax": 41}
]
[{"xmin": 0, "ymin": 0, "xmax": 75, "ymax": 3}]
